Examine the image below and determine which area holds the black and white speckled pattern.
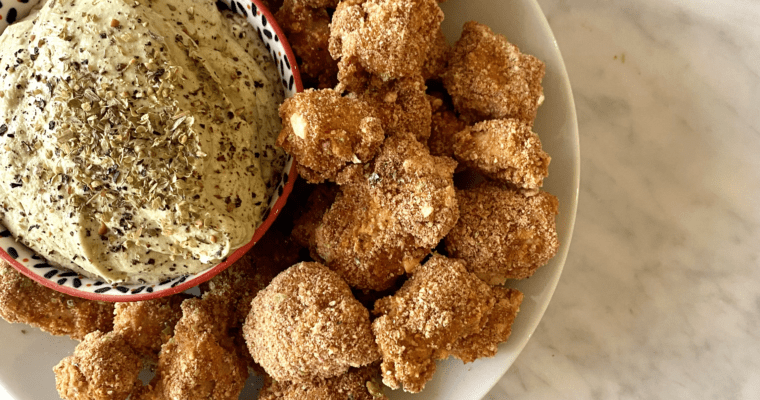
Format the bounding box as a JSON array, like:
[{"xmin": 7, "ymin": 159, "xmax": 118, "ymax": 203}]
[{"xmin": 0, "ymin": 0, "xmax": 298, "ymax": 297}]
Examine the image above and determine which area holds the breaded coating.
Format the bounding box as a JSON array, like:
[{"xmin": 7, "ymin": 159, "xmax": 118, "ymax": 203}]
[
  {"xmin": 454, "ymin": 118, "xmax": 550, "ymax": 192},
  {"xmin": 445, "ymin": 183, "xmax": 559, "ymax": 284},
  {"xmin": 275, "ymin": 0, "xmax": 339, "ymax": 88},
  {"xmin": 315, "ymin": 134, "xmax": 458, "ymax": 291},
  {"xmin": 352, "ymin": 75, "xmax": 432, "ymax": 142},
  {"xmin": 422, "ymin": 28, "xmax": 450, "ymax": 81},
  {"xmin": 277, "ymin": 89, "xmax": 385, "ymax": 183},
  {"xmin": 329, "ymin": 0, "xmax": 444, "ymax": 79},
  {"xmin": 442, "ymin": 21, "xmax": 545, "ymax": 125},
  {"xmin": 141, "ymin": 296, "xmax": 248, "ymax": 400},
  {"xmin": 313, "ymin": 180, "xmax": 408, "ymax": 291},
  {"xmin": 0, "ymin": 261, "xmax": 114, "ymax": 340},
  {"xmin": 427, "ymin": 94, "xmax": 467, "ymax": 158},
  {"xmin": 444, "ymin": 287, "xmax": 523, "ymax": 363},
  {"xmin": 112, "ymin": 295, "xmax": 185, "ymax": 363},
  {"xmin": 244, "ymin": 262, "xmax": 380, "ymax": 382},
  {"xmin": 53, "ymin": 331, "xmax": 142, "ymax": 400},
  {"xmin": 371, "ymin": 135, "xmax": 459, "ymax": 248},
  {"xmin": 259, "ymin": 365, "xmax": 387, "ymax": 400},
  {"xmin": 291, "ymin": 184, "xmax": 339, "ymax": 259},
  {"xmin": 371, "ymin": 255, "xmax": 495, "ymax": 393}
]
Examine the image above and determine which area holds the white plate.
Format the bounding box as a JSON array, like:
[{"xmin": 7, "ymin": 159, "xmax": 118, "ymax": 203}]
[{"xmin": 0, "ymin": 0, "xmax": 579, "ymax": 398}]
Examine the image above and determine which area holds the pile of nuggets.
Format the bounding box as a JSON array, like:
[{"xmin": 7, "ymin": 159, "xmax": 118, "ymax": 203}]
[{"xmin": 0, "ymin": 0, "xmax": 562, "ymax": 397}]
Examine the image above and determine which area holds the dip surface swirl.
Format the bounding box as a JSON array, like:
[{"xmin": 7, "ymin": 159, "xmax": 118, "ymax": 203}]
[{"xmin": 0, "ymin": 0, "xmax": 285, "ymax": 283}]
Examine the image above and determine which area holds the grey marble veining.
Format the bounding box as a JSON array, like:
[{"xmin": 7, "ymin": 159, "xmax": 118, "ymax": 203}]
[{"xmin": 488, "ymin": 0, "xmax": 760, "ymax": 398}]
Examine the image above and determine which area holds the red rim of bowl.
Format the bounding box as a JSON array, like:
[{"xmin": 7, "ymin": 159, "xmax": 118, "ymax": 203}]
[{"xmin": 0, "ymin": 0, "xmax": 304, "ymax": 302}]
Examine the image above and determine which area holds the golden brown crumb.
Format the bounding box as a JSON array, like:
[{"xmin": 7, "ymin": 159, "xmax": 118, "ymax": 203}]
[
  {"xmin": 291, "ymin": 184, "xmax": 339, "ymax": 259},
  {"xmin": 444, "ymin": 287, "xmax": 523, "ymax": 363},
  {"xmin": 112, "ymin": 295, "xmax": 185, "ymax": 364},
  {"xmin": 275, "ymin": 0, "xmax": 339, "ymax": 88},
  {"xmin": 445, "ymin": 183, "xmax": 559, "ymax": 284},
  {"xmin": 422, "ymin": 28, "xmax": 450, "ymax": 81},
  {"xmin": 244, "ymin": 262, "xmax": 380, "ymax": 383},
  {"xmin": 0, "ymin": 261, "xmax": 114, "ymax": 341},
  {"xmin": 427, "ymin": 94, "xmax": 467, "ymax": 158},
  {"xmin": 442, "ymin": 21, "xmax": 545, "ymax": 125},
  {"xmin": 258, "ymin": 365, "xmax": 388, "ymax": 400},
  {"xmin": 351, "ymin": 75, "xmax": 432, "ymax": 142},
  {"xmin": 313, "ymin": 178, "xmax": 409, "ymax": 291},
  {"xmin": 314, "ymin": 134, "xmax": 458, "ymax": 291},
  {"xmin": 329, "ymin": 0, "xmax": 444, "ymax": 79},
  {"xmin": 53, "ymin": 331, "xmax": 142, "ymax": 400},
  {"xmin": 277, "ymin": 89, "xmax": 385, "ymax": 183},
  {"xmin": 140, "ymin": 296, "xmax": 248, "ymax": 400},
  {"xmin": 371, "ymin": 255, "xmax": 495, "ymax": 393},
  {"xmin": 454, "ymin": 118, "xmax": 550, "ymax": 192}
]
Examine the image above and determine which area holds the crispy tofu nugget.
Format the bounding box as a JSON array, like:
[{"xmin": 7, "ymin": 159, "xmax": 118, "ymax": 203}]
[
  {"xmin": 314, "ymin": 134, "xmax": 458, "ymax": 291},
  {"xmin": 277, "ymin": 89, "xmax": 385, "ymax": 183},
  {"xmin": 314, "ymin": 181, "xmax": 408, "ymax": 291},
  {"xmin": 291, "ymin": 184, "xmax": 339, "ymax": 259},
  {"xmin": 141, "ymin": 296, "xmax": 248, "ymax": 400},
  {"xmin": 244, "ymin": 262, "xmax": 380, "ymax": 382},
  {"xmin": 445, "ymin": 183, "xmax": 559, "ymax": 284},
  {"xmin": 427, "ymin": 94, "xmax": 467, "ymax": 158},
  {"xmin": 444, "ymin": 287, "xmax": 523, "ymax": 363},
  {"xmin": 371, "ymin": 255, "xmax": 495, "ymax": 393},
  {"xmin": 112, "ymin": 295, "xmax": 185, "ymax": 364},
  {"xmin": 259, "ymin": 365, "xmax": 388, "ymax": 400},
  {"xmin": 454, "ymin": 118, "xmax": 550, "ymax": 192},
  {"xmin": 352, "ymin": 75, "xmax": 432, "ymax": 142},
  {"xmin": 442, "ymin": 21, "xmax": 545, "ymax": 124},
  {"xmin": 53, "ymin": 331, "xmax": 142, "ymax": 400},
  {"xmin": 0, "ymin": 261, "xmax": 114, "ymax": 340},
  {"xmin": 275, "ymin": 0, "xmax": 339, "ymax": 88},
  {"xmin": 329, "ymin": 0, "xmax": 444, "ymax": 79}
]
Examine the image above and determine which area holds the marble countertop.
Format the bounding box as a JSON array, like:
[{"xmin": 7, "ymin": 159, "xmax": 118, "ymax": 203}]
[{"xmin": 487, "ymin": 0, "xmax": 760, "ymax": 398}]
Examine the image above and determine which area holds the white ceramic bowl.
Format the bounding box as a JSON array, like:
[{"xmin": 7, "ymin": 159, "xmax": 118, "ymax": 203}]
[{"xmin": 0, "ymin": 0, "xmax": 302, "ymax": 301}]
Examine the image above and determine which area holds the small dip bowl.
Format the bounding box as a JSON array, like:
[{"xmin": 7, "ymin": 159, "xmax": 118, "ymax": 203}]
[{"xmin": 0, "ymin": 0, "xmax": 302, "ymax": 301}]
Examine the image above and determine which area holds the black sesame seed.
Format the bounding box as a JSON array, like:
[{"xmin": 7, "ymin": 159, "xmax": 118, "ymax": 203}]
[{"xmin": 48, "ymin": 121, "xmax": 56, "ymax": 130}]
